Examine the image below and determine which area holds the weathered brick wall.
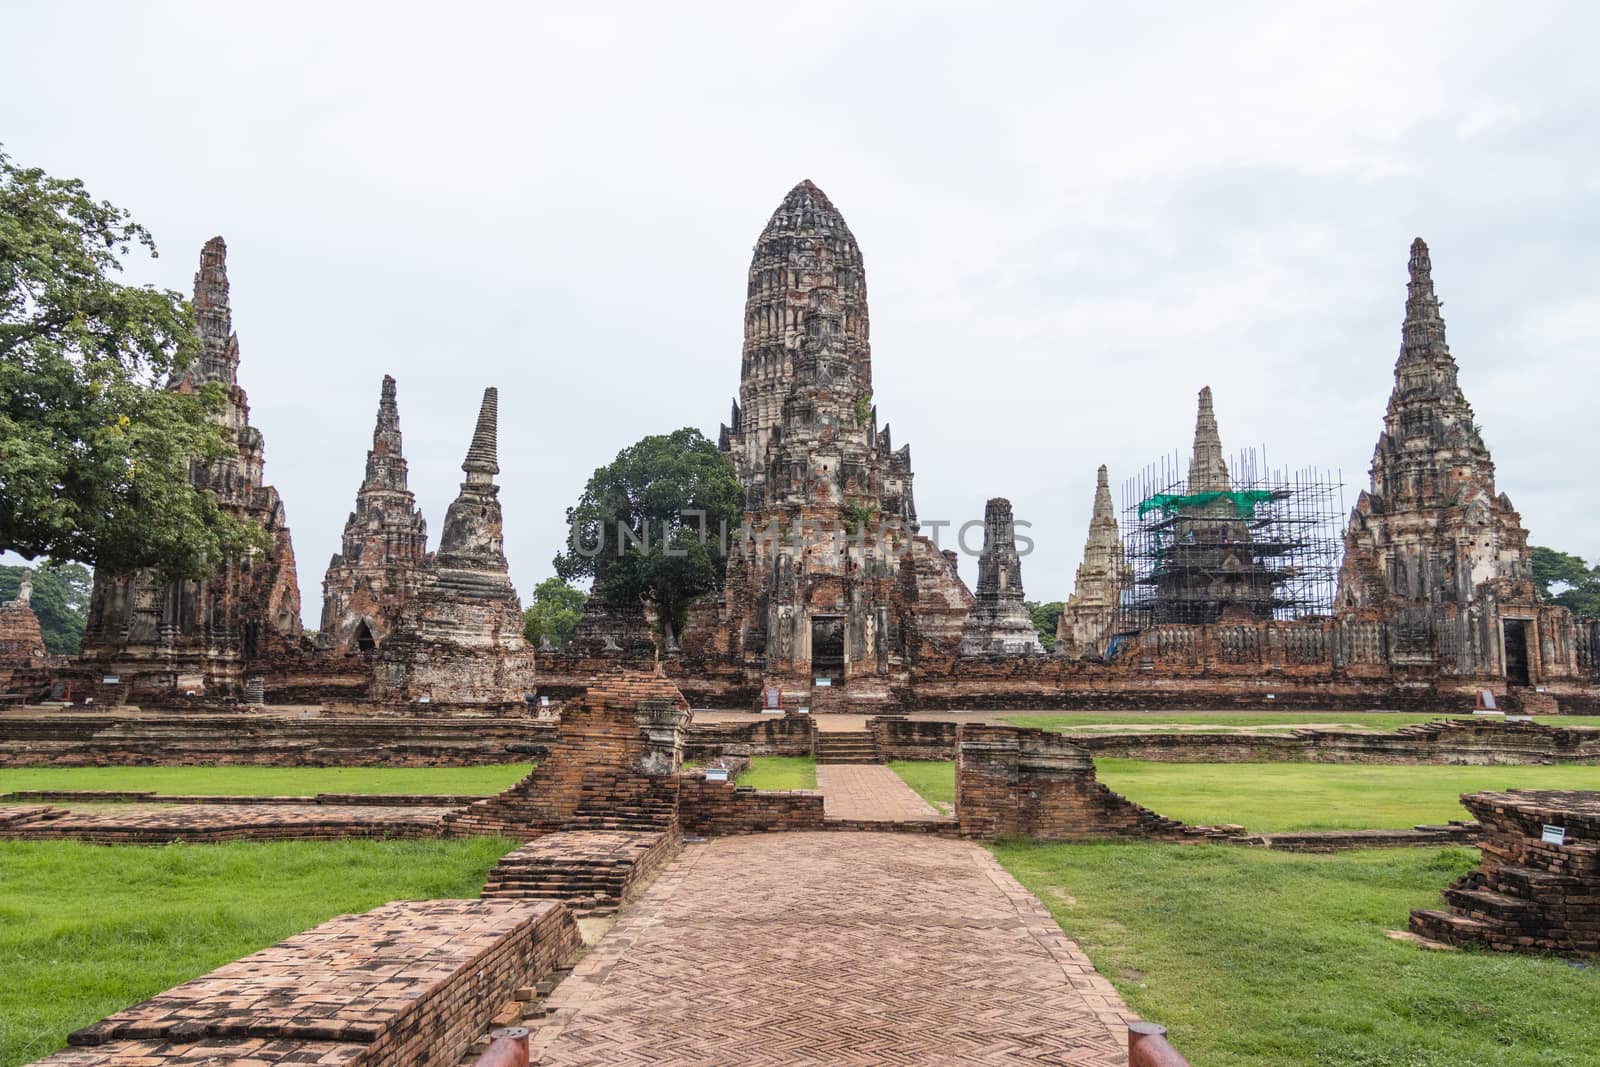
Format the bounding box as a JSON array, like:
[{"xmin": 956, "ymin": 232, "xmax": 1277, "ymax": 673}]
[
  {"xmin": 0, "ymin": 709, "xmax": 552, "ymax": 767},
  {"xmin": 42, "ymin": 899, "xmax": 580, "ymax": 1066},
  {"xmin": 444, "ymin": 672, "xmax": 689, "ymax": 839},
  {"xmin": 1412, "ymin": 790, "xmax": 1600, "ymax": 956},
  {"xmin": 869, "ymin": 717, "xmax": 957, "ymax": 760},
  {"xmin": 684, "ymin": 714, "xmax": 814, "ymax": 759},
  {"xmin": 678, "ymin": 778, "xmax": 826, "ymax": 835},
  {"xmin": 1071, "ymin": 719, "xmax": 1600, "ymax": 764},
  {"xmin": 955, "ymin": 724, "xmax": 1238, "ymax": 842}
]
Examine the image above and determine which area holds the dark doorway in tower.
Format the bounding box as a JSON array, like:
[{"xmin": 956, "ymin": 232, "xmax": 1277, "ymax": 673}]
[
  {"xmin": 811, "ymin": 616, "xmax": 845, "ymax": 680},
  {"xmin": 353, "ymin": 619, "xmax": 378, "ymax": 653},
  {"xmin": 1503, "ymin": 619, "xmax": 1531, "ymax": 687}
]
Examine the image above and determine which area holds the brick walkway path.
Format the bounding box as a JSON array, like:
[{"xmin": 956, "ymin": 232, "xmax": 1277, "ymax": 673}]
[
  {"xmin": 529, "ymin": 833, "xmax": 1136, "ymax": 1066},
  {"xmin": 816, "ymin": 764, "xmax": 946, "ymax": 822}
]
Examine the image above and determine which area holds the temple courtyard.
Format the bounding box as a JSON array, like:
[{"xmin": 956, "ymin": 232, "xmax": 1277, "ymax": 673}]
[{"xmin": 5, "ymin": 731, "xmax": 1600, "ymax": 1066}]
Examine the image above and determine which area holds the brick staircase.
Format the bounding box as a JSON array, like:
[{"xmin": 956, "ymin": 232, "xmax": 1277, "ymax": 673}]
[
  {"xmin": 482, "ymin": 829, "xmax": 678, "ymax": 914},
  {"xmin": 1410, "ymin": 790, "xmax": 1600, "ymax": 955},
  {"xmin": 815, "ymin": 730, "xmax": 880, "ymax": 764}
]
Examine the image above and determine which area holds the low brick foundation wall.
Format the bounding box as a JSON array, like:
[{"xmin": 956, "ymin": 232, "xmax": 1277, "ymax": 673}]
[
  {"xmin": 0, "ymin": 802, "xmax": 454, "ymax": 844},
  {"xmin": 869, "ymin": 717, "xmax": 958, "ymax": 760},
  {"xmin": 678, "ymin": 779, "xmax": 826, "ymax": 835},
  {"xmin": 683, "ymin": 714, "xmax": 814, "ymax": 760},
  {"xmin": 956, "ymin": 724, "xmax": 1241, "ymax": 842},
  {"xmin": 0, "ymin": 707, "xmax": 553, "ymax": 767},
  {"xmin": 1235, "ymin": 823, "xmax": 1481, "ymax": 852},
  {"xmin": 39, "ymin": 899, "xmax": 581, "ymax": 1066}
]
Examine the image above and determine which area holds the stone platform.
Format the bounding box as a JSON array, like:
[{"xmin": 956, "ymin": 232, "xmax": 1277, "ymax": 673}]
[
  {"xmin": 1411, "ymin": 789, "xmax": 1600, "ymax": 955},
  {"xmin": 35, "ymin": 899, "xmax": 580, "ymax": 1066},
  {"xmin": 0, "ymin": 802, "xmax": 455, "ymax": 844},
  {"xmin": 523, "ymin": 832, "xmax": 1137, "ymax": 1065}
]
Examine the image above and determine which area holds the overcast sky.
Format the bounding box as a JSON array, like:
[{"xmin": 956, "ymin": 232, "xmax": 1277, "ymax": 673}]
[{"xmin": 4, "ymin": 2, "xmax": 1597, "ymax": 626}]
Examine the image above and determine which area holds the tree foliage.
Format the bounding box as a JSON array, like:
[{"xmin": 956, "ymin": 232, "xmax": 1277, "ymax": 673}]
[
  {"xmin": 0, "ymin": 561, "xmax": 93, "ymax": 654},
  {"xmin": 0, "ymin": 148, "xmax": 269, "ymax": 579},
  {"xmin": 522, "ymin": 577, "xmax": 587, "ymax": 648},
  {"xmin": 1531, "ymin": 546, "xmax": 1600, "ymax": 618},
  {"xmin": 554, "ymin": 428, "xmax": 744, "ymax": 640},
  {"xmin": 1025, "ymin": 599, "xmax": 1063, "ymax": 652}
]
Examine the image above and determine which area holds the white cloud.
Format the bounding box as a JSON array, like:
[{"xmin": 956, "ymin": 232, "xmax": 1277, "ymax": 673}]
[{"xmin": 2, "ymin": 0, "xmax": 1596, "ymax": 620}]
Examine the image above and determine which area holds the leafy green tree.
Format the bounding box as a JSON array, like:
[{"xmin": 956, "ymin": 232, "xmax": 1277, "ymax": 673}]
[
  {"xmin": 522, "ymin": 577, "xmax": 588, "ymax": 648},
  {"xmin": 554, "ymin": 428, "xmax": 744, "ymax": 641},
  {"xmin": 1531, "ymin": 546, "xmax": 1600, "ymax": 617},
  {"xmin": 0, "ymin": 148, "xmax": 269, "ymax": 579},
  {"xmin": 1025, "ymin": 599, "xmax": 1063, "ymax": 652},
  {"xmin": 0, "ymin": 561, "xmax": 93, "ymax": 654}
]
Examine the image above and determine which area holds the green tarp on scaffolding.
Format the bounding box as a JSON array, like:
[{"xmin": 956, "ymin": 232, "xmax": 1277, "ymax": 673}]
[{"xmin": 1137, "ymin": 489, "xmax": 1277, "ymax": 519}]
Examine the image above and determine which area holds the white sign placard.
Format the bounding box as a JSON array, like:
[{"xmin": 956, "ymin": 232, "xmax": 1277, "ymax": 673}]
[
  {"xmin": 705, "ymin": 768, "xmax": 730, "ymax": 783},
  {"xmin": 814, "ymin": 677, "xmax": 832, "ymax": 687},
  {"xmin": 1542, "ymin": 824, "xmax": 1566, "ymax": 847},
  {"xmin": 102, "ymin": 675, "xmax": 119, "ymax": 684}
]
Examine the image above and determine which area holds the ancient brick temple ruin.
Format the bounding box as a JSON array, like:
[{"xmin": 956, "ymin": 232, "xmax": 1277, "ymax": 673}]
[
  {"xmin": 319, "ymin": 375, "xmax": 430, "ymax": 653},
  {"xmin": 1056, "ymin": 466, "xmax": 1126, "ymax": 659},
  {"xmin": 1337, "ymin": 239, "xmax": 1584, "ymax": 695},
  {"xmin": 0, "ymin": 575, "xmax": 47, "ymax": 668},
  {"xmin": 958, "ymin": 498, "xmax": 1044, "ymax": 655},
  {"xmin": 664, "ymin": 180, "xmax": 974, "ymax": 708},
  {"xmin": 372, "ymin": 387, "xmax": 537, "ymax": 705},
  {"xmin": 1144, "ymin": 387, "xmax": 1279, "ymax": 624},
  {"xmin": 77, "ymin": 238, "xmax": 303, "ymax": 698}
]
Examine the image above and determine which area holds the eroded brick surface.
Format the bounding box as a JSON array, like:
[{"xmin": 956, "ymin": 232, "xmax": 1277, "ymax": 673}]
[
  {"xmin": 38, "ymin": 900, "xmax": 579, "ymax": 1067},
  {"xmin": 528, "ymin": 833, "xmax": 1136, "ymax": 1065},
  {"xmin": 0, "ymin": 802, "xmax": 454, "ymax": 844}
]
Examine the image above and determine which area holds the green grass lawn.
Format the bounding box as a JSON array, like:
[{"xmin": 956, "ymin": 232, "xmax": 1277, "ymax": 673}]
[
  {"xmin": 738, "ymin": 756, "xmax": 817, "ymax": 790},
  {"xmin": 1096, "ymin": 760, "xmax": 1600, "ymax": 831},
  {"xmin": 0, "ymin": 764, "xmax": 532, "ymax": 798},
  {"xmin": 1002, "ymin": 711, "xmax": 1579, "ymax": 732},
  {"xmin": 0, "ymin": 837, "xmax": 516, "ymax": 1066},
  {"xmin": 996, "ymin": 842, "xmax": 1600, "ymax": 1066},
  {"xmin": 888, "ymin": 759, "xmax": 1600, "ymax": 832},
  {"xmin": 889, "ymin": 760, "xmax": 954, "ymax": 807}
]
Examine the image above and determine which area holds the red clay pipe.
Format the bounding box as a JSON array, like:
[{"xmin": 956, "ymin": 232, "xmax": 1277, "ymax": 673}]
[
  {"xmin": 1128, "ymin": 1021, "xmax": 1192, "ymax": 1067},
  {"xmin": 473, "ymin": 1026, "xmax": 530, "ymax": 1067}
]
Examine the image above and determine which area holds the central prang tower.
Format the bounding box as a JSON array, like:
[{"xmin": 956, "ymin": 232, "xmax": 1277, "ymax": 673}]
[{"xmin": 699, "ymin": 181, "xmax": 971, "ymax": 705}]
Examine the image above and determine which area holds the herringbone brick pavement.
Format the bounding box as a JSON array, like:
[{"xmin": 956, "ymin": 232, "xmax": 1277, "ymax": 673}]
[
  {"xmin": 528, "ymin": 832, "xmax": 1136, "ymax": 1065},
  {"xmin": 816, "ymin": 764, "xmax": 946, "ymax": 822}
]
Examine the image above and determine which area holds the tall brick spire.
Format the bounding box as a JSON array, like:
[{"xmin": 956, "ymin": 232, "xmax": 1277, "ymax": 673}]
[
  {"xmin": 179, "ymin": 236, "xmax": 241, "ymax": 388},
  {"xmin": 1057, "ymin": 465, "xmax": 1126, "ymax": 658},
  {"xmin": 1336, "ymin": 237, "xmax": 1548, "ymax": 679},
  {"xmin": 319, "ymin": 375, "xmax": 429, "ymax": 653},
  {"xmin": 373, "ymin": 383, "xmax": 534, "ymax": 703},
  {"xmin": 462, "ymin": 387, "xmax": 500, "ymax": 482},
  {"xmin": 723, "ymin": 180, "xmax": 870, "ymax": 492},
  {"xmin": 1187, "ymin": 386, "xmax": 1230, "ymax": 493},
  {"xmin": 439, "ymin": 387, "xmax": 506, "ymax": 565},
  {"xmin": 1400, "ymin": 237, "xmax": 1449, "ymax": 366}
]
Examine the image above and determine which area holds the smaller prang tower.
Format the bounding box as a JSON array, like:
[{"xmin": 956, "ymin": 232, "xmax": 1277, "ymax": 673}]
[
  {"xmin": 373, "ymin": 388, "xmax": 537, "ymax": 704},
  {"xmin": 958, "ymin": 498, "xmax": 1044, "ymax": 655},
  {"xmin": 1057, "ymin": 466, "xmax": 1128, "ymax": 658},
  {"xmin": 1336, "ymin": 238, "xmax": 1580, "ymax": 687},
  {"xmin": 320, "ymin": 375, "xmax": 430, "ymax": 653}
]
